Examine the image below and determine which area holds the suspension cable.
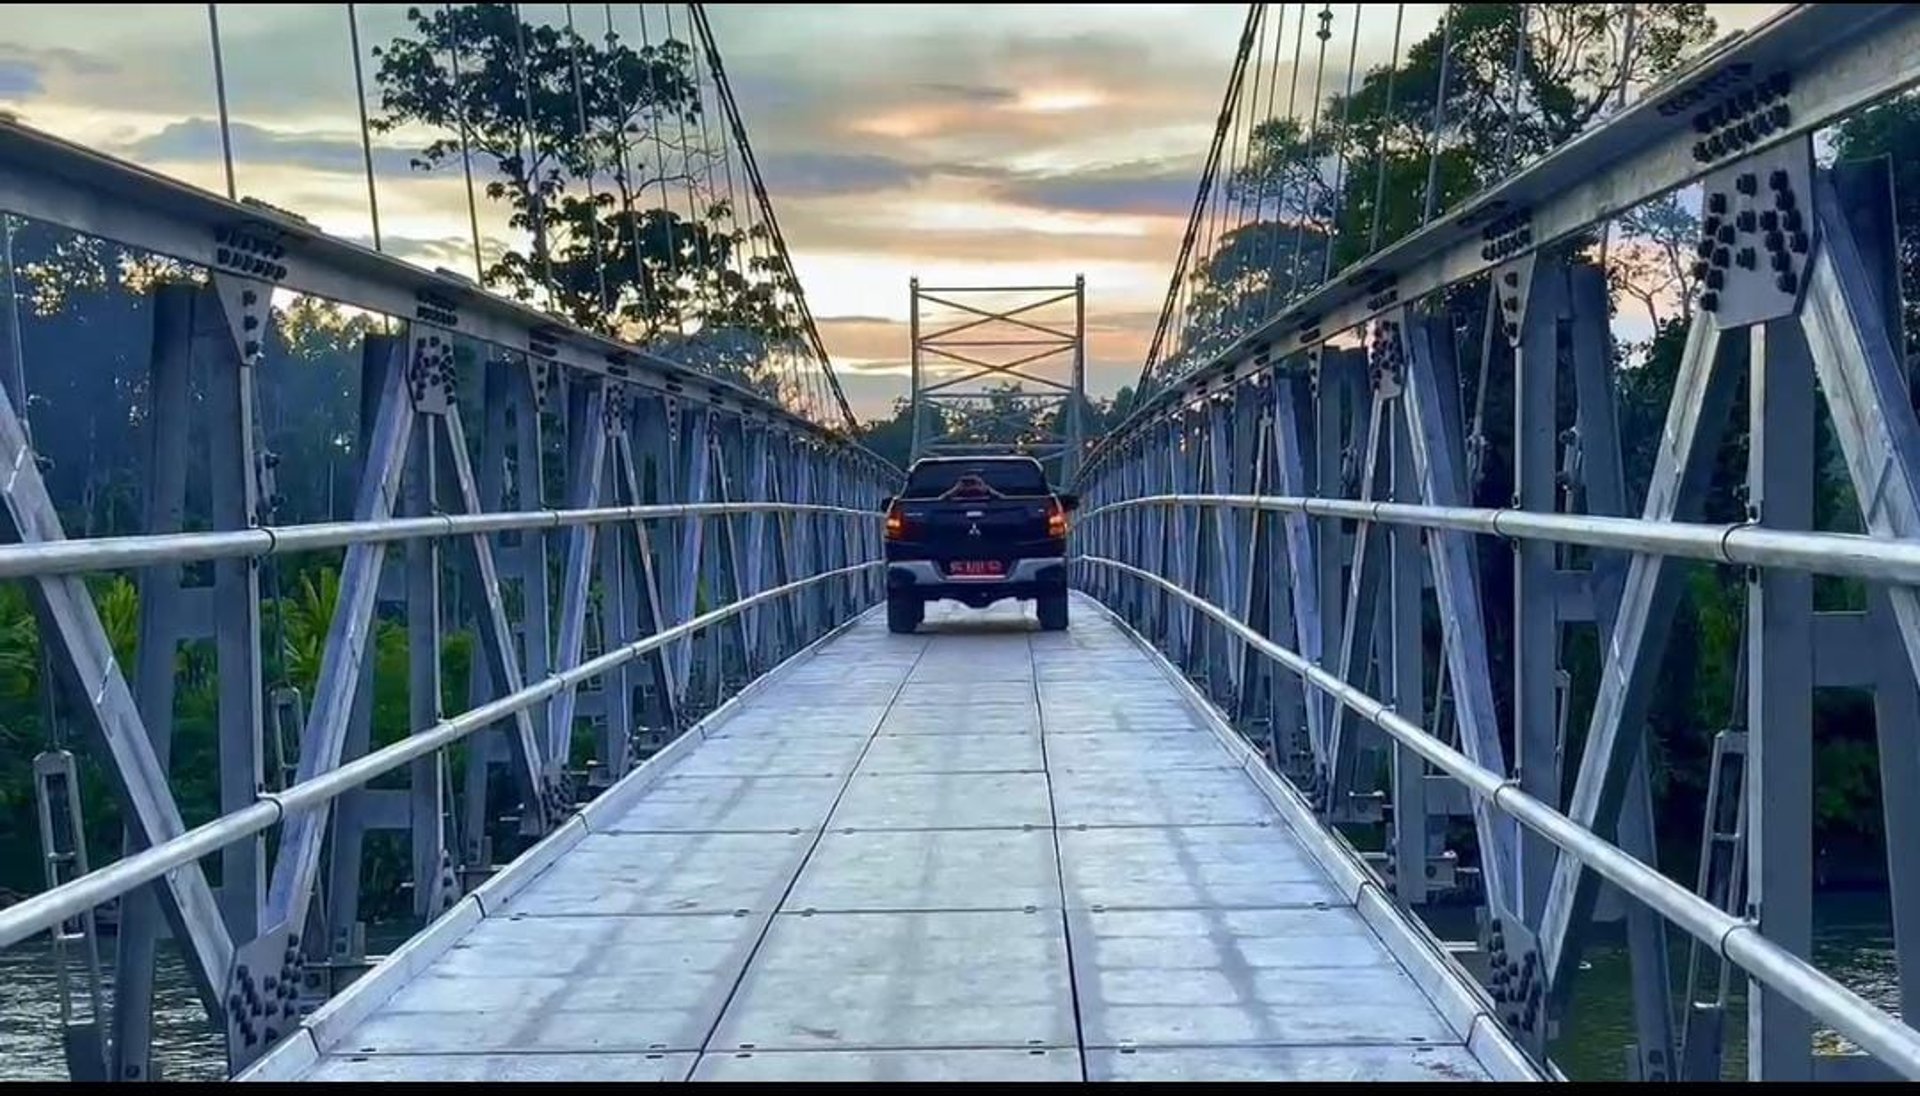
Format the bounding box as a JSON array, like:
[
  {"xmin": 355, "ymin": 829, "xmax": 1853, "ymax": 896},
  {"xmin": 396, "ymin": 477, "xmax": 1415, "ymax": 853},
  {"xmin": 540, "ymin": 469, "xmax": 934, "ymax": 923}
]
[
  {"xmin": 1255, "ymin": 2, "xmax": 1308, "ymax": 323},
  {"xmin": 1502, "ymin": 5, "xmax": 1530, "ymax": 175},
  {"xmin": 662, "ymin": 5, "xmax": 715, "ymax": 340},
  {"xmin": 346, "ymin": 4, "xmax": 383, "ymax": 253},
  {"xmin": 511, "ymin": 4, "xmax": 557, "ymax": 304},
  {"xmin": 637, "ymin": 4, "xmax": 686, "ymax": 336},
  {"xmin": 1420, "ymin": 3, "xmax": 1455, "ymax": 226},
  {"xmin": 1225, "ymin": 5, "xmax": 1272, "ymax": 254},
  {"xmin": 687, "ymin": 3, "xmax": 860, "ymax": 431},
  {"xmin": 1284, "ymin": 4, "xmax": 1335, "ymax": 300},
  {"xmin": 565, "ymin": 4, "xmax": 613, "ymax": 321},
  {"xmin": 602, "ymin": 4, "xmax": 656, "ymax": 331},
  {"xmin": 1596, "ymin": 3, "xmax": 1639, "ymax": 275},
  {"xmin": 447, "ymin": 4, "xmax": 487, "ymax": 284},
  {"xmin": 683, "ymin": 4, "xmax": 747, "ymax": 383},
  {"xmin": 1193, "ymin": 4, "xmax": 1256, "ymax": 361},
  {"xmin": 1319, "ymin": 3, "xmax": 1362, "ymax": 285},
  {"xmin": 1247, "ymin": 3, "xmax": 1289, "ymax": 326},
  {"xmin": 1135, "ymin": 3, "xmax": 1262, "ymax": 395},
  {"xmin": 1366, "ymin": 3, "xmax": 1405, "ymax": 254},
  {"xmin": 206, "ymin": 4, "xmax": 237, "ymax": 201}
]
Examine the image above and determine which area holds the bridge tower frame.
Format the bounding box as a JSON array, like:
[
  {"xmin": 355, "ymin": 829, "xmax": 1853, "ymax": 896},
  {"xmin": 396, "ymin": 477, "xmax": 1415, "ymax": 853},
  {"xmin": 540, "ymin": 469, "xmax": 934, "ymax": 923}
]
[{"xmin": 908, "ymin": 277, "xmax": 1087, "ymax": 484}]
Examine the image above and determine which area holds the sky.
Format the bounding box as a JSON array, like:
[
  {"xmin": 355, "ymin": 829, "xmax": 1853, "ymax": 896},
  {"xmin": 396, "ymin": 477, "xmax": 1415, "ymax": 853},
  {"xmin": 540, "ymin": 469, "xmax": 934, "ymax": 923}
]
[{"xmin": 0, "ymin": 3, "xmax": 1785, "ymax": 422}]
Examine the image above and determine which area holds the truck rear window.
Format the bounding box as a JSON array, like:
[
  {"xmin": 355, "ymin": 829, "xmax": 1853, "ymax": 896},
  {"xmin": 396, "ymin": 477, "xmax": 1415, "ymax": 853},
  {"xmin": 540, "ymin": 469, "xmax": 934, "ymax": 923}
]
[{"xmin": 902, "ymin": 460, "xmax": 1050, "ymax": 499}]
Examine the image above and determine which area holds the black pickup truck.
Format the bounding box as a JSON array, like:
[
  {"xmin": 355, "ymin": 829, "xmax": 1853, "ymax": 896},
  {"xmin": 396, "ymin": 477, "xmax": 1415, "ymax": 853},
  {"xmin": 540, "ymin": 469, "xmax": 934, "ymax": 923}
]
[{"xmin": 881, "ymin": 455, "xmax": 1079, "ymax": 634}]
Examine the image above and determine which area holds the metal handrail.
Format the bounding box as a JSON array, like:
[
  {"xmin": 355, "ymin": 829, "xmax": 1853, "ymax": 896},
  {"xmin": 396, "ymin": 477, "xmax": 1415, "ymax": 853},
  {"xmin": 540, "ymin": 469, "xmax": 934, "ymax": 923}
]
[
  {"xmin": 0, "ymin": 501, "xmax": 879, "ymax": 581},
  {"xmin": 1079, "ymin": 554, "xmax": 1920, "ymax": 1078},
  {"xmin": 1080, "ymin": 493, "xmax": 1920, "ymax": 586},
  {"xmin": 0, "ymin": 560, "xmax": 880, "ymax": 952}
]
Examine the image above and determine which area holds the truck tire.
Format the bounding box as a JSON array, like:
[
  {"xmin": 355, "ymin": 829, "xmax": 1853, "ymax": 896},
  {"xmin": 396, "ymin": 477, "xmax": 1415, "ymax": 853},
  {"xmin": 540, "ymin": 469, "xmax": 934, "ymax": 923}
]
[
  {"xmin": 1037, "ymin": 593, "xmax": 1070, "ymax": 632},
  {"xmin": 887, "ymin": 594, "xmax": 923, "ymax": 634}
]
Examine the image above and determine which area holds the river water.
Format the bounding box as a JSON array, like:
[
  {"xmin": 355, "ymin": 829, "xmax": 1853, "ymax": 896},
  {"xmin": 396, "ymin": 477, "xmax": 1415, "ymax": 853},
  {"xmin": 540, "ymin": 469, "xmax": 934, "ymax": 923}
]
[{"xmin": 0, "ymin": 895, "xmax": 1901, "ymax": 1081}]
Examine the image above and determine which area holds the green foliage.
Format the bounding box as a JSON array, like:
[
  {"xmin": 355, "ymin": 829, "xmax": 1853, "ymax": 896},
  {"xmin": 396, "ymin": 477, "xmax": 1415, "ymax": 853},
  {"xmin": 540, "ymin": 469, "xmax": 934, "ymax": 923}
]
[
  {"xmin": 1173, "ymin": 3, "xmax": 1718, "ymax": 379},
  {"xmin": 370, "ymin": 3, "xmax": 801, "ymax": 401},
  {"xmin": 853, "ymin": 384, "xmax": 1137, "ymax": 475}
]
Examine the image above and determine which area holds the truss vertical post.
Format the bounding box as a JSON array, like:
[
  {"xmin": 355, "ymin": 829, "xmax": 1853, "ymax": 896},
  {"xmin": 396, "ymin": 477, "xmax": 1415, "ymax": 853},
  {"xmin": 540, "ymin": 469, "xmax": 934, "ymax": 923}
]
[
  {"xmin": 1389, "ymin": 384, "xmax": 1429, "ymax": 906},
  {"xmin": 546, "ymin": 377, "xmax": 607, "ymax": 780},
  {"xmin": 1745, "ymin": 316, "xmax": 1816, "ymax": 1081},
  {"xmin": 202, "ymin": 277, "xmax": 270, "ymax": 943},
  {"xmin": 1508, "ymin": 259, "xmax": 1565, "ymax": 928},
  {"xmin": 1273, "ymin": 368, "xmax": 1324, "ymax": 768},
  {"xmin": 512, "ymin": 360, "xmax": 554, "ymax": 772},
  {"xmin": 111, "ymin": 282, "xmax": 194, "ymax": 1082},
  {"xmin": 1066, "ymin": 274, "xmax": 1087, "ymax": 482},
  {"xmin": 909, "ymin": 276, "xmax": 925, "ymax": 460},
  {"xmin": 460, "ymin": 356, "xmax": 513, "ymax": 871},
  {"xmin": 1568, "ymin": 262, "xmax": 1676, "ymax": 1080}
]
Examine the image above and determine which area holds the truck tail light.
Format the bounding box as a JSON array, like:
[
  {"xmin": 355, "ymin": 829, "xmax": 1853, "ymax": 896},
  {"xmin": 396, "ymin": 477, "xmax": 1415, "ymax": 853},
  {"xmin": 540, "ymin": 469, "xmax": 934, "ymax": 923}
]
[
  {"xmin": 1048, "ymin": 499, "xmax": 1069, "ymax": 538},
  {"xmin": 886, "ymin": 503, "xmax": 906, "ymax": 540}
]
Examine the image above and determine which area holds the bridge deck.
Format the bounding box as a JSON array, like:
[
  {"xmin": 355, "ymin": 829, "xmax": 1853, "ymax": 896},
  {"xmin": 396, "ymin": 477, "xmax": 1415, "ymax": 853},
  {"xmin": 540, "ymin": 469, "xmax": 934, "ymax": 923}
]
[{"xmin": 246, "ymin": 595, "xmax": 1533, "ymax": 1082}]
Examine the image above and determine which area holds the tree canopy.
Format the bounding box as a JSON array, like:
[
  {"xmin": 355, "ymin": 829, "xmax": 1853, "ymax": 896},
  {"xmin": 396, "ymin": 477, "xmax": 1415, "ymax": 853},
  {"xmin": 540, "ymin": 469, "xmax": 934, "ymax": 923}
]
[
  {"xmin": 371, "ymin": 3, "xmax": 809, "ymax": 404},
  {"xmin": 1168, "ymin": 2, "xmax": 1719, "ymax": 378}
]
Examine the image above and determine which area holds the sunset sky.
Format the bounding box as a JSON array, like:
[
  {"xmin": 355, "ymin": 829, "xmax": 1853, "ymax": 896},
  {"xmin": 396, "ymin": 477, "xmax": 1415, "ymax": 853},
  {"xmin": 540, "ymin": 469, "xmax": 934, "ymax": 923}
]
[{"xmin": 0, "ymin": 3, "xmax": 1783, "ymax": 420}]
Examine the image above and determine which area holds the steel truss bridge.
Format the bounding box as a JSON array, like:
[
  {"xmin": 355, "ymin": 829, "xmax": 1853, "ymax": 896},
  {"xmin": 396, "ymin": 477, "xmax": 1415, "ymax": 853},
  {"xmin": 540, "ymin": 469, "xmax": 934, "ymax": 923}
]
[{"xmin": 0, "ymin": 0, "xmax": 1917, "ymax": 1085}]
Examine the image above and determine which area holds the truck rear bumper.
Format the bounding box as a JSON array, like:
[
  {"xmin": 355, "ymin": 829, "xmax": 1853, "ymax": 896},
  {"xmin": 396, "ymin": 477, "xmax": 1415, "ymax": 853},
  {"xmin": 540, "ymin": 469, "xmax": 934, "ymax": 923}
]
[{"xmin": 887, "ymin": 558, "xmax": 1068, "ymax": 606}]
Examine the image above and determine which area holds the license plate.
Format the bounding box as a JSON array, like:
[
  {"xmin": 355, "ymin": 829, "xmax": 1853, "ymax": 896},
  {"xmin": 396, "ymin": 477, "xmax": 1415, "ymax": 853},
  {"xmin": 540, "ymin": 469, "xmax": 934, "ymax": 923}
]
[{"xmin": 949, "ymin": 560, "xmax": 1004, "ymax": 578}]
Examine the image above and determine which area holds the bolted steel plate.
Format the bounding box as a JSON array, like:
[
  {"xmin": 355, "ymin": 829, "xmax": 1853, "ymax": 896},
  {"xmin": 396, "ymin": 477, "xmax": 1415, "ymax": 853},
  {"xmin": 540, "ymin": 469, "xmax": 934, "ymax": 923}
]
[
  {"xmin": 305, "ymin": 1051, "xmax": 697, "ymax": 1081},
  {"xmin": 1068, "ymin": 906, "xmax": 1462, "ymax": 1049},
  {"xmin": 788, "ymin": 827, "xmax": 1061, "ymax": 913},
  {"xmin": 1049, "ymin": 767, "xmax": 1282, "ymax": 828},
  {"xmin": 691, "ymin": 1048, "xmax": 1082, "ymax": 1081},
  {"xmin": 598, "ymin": 774, "xmax": 846, "ymax": 833},
  {"xmin": 1057, "ymin": 825, "xmax": 1344, "ymax": 911},
  {"xmin": 709, "ymin": 910, "xmax": 1076, "ymax": 1052},
  {"xmin": 880, "ymin": 703, "xmax": 1042, "ymax": 736},
  {"xmin": 828, "ymin": 771, "xmax": 1054, "ymax": 830},
  {"xmin": 335, "ymin": 914, "xmax": 760, "ymax": 1055},
  {"xmin": 1043, "ymin": 730, "xmax": 1229, "ymax": 771},
  {"xmin": 495, "ymin": 831, "xmax": 811, "ymax": 917},
  {"xmin": 1085, "ymin": 1045, "xmax": 1490, "ymax": 1082},
  {"xmin": 857, "ymin": 732, "xmax": 1045, "ymax": 774}
]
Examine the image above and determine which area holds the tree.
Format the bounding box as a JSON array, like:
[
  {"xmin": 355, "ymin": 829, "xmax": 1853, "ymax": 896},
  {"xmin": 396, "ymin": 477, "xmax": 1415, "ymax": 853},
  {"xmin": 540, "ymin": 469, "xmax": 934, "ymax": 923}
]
[
  {"xmin": 371, "ymin": 3, "xmax": 800, "ymax": 396},
  {"xmin": 1199, "ymin": 2, "xmax": 1718, "ymax": 334},
  {"xmin": 1608, "ymin": 194, "xmax": 1701, "ymax": 331}
]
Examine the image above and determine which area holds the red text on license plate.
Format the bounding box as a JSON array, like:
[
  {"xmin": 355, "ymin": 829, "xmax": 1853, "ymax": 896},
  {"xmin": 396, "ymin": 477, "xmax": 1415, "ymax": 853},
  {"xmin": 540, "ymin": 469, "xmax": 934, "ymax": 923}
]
[{"xmin": 950, "ymin": 560, "xmax": 1003, "ymax": 577}]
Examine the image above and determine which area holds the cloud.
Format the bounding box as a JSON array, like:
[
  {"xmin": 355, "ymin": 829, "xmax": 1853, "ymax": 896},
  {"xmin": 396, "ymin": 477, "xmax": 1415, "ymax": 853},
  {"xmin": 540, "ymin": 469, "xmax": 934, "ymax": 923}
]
[
  {"xmin": 117, "ymin": 118, "xmax": 432, "ymax": 179},
  {"xmin": 0, "ymin": 59, "xmax": 42, "ymax": 99},
  {"xmin": 992, "ymin": 158, "xmax": 1199, "ymax": 217},
  {"xmin": 753, "ymin": 150, "xmax": 932, "ymax": 197},
  {"xmin": 918, "ymin": 82, "xmax": 1020, "ymax": 107}
]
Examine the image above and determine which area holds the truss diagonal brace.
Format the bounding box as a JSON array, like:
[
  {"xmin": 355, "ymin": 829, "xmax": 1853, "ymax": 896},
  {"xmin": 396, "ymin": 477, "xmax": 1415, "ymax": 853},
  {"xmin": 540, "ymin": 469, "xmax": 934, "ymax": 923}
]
[
  {"xmin": 1396, "ymin": 309, "xmax": 1521, "ymax": 918},
  {"xmin": 263, "ymin": 333, "xmax": 416, "ymax": 937},
  {"xmin": 0, "ymin": 343, "xmax": 234, "ymax": 1010},
  {"xmin": 438, "ymin": 404, "xmax": 550, "ymax": 830},
  {"xmin": 1538, "ymin": 316, "xmax": 1737, "ymax": 988}
]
